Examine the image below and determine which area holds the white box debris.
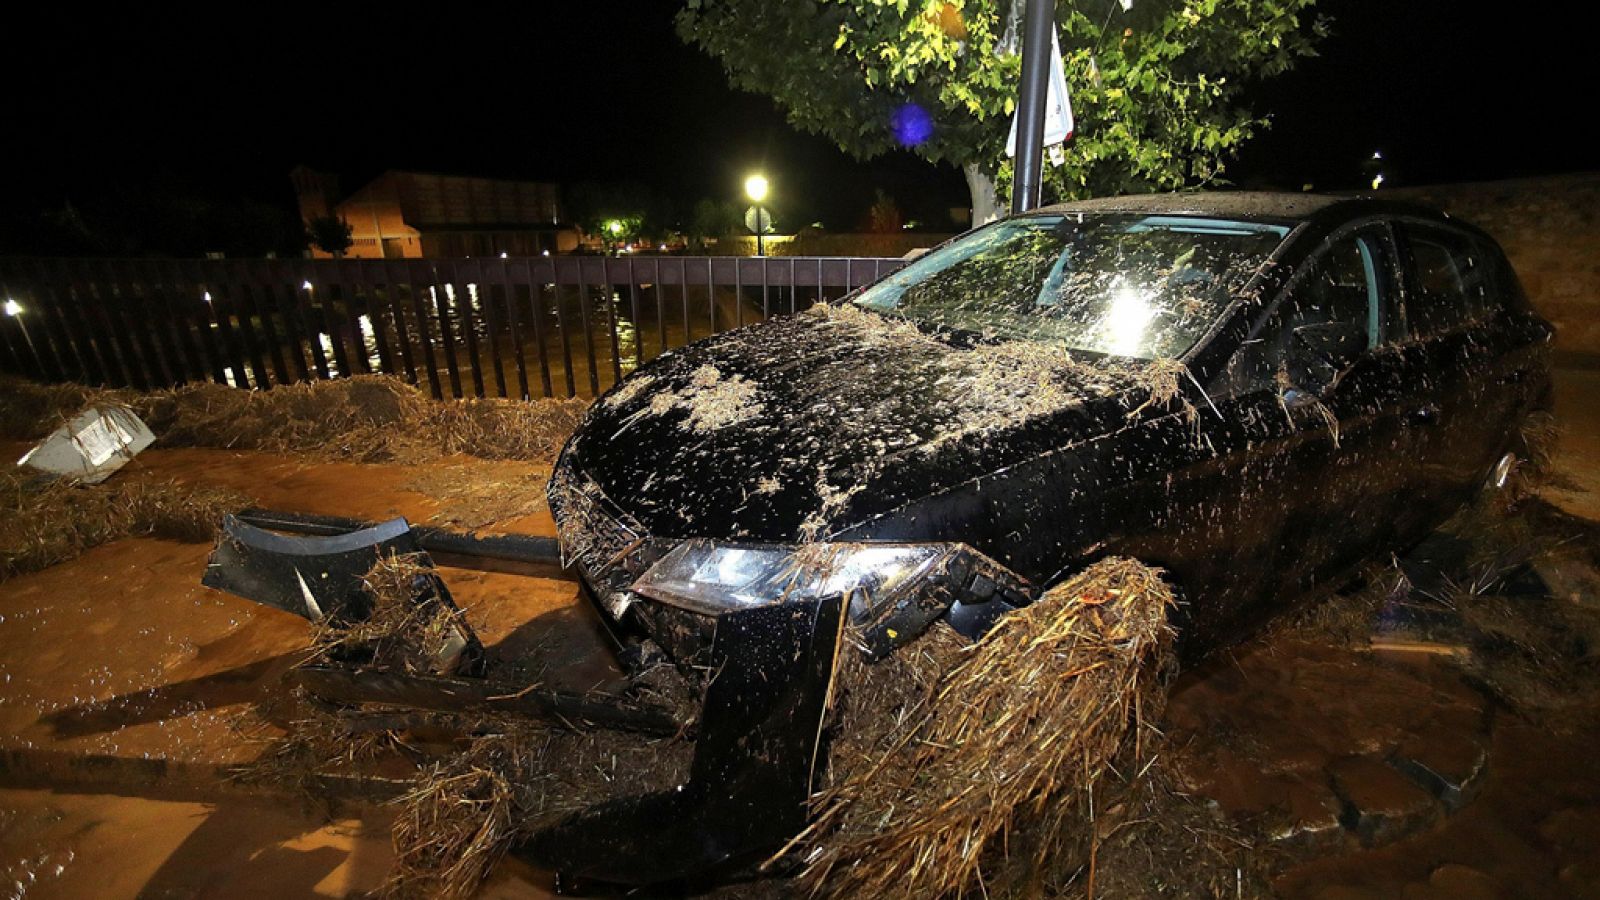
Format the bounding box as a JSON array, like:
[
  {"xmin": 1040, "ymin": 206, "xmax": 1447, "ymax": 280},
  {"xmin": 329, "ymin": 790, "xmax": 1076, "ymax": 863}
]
[{"xmin": 17, "ymin": 405, "xmax": 156, "ymax": 484}]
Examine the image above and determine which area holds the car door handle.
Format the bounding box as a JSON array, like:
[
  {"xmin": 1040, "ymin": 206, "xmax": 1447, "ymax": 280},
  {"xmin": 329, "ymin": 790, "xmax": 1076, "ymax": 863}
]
[{"xmin": 1408, "ymin": 404, "xmax": 1441, "ymax": 425}]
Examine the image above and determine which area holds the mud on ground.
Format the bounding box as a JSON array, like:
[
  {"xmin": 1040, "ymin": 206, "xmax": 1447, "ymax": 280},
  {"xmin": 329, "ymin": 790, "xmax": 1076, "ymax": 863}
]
[{"xmin": 2, "ymin": 368, "xmax": 1600, "ymax": 898}]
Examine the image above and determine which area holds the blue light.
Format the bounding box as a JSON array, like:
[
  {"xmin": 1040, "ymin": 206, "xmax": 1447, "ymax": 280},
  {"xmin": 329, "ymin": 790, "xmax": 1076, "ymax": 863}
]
[{"xmin": 891, "ymin": 103, "xmax": 935, "ymax": 147}]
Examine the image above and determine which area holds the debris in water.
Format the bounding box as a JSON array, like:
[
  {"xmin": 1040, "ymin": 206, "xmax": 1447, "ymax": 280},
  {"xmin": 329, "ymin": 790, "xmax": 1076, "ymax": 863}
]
[
  {"xmin": 17, "ymin": 405, "xmax": 154, "ymax": 484},
  {"xmin": 0, "ymin": 374, "xmax": 587, "ymax": 464},
  {"xmin": 0, "ymin": 466, "xmax": 249, "ymax": 581}
]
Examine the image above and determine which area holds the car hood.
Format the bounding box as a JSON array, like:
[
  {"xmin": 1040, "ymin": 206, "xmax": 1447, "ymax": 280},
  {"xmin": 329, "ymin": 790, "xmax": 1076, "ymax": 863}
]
[{"xmin": 558, "ymin": 305, "xmax": 1168, "ymax": 542}]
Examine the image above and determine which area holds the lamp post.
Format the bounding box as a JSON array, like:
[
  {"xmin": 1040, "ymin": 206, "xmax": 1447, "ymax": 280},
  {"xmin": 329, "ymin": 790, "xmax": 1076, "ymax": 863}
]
[{"xmin": 744, "ymin": 174, "xmax": 769, "ymax": 257}]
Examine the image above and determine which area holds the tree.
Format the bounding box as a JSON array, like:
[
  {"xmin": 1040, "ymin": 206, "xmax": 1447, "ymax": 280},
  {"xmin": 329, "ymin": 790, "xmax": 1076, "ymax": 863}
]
[
  {"xmin": 678, "ymin": 0, "xmax": 1326, "ymax": 221},
  {"xmin": 866, "ymin": 189, "xmax": 904, "ymax": 232},
  {"xmin": 566, "ymin": 181, "xmax": 669, "ymax": 249},
  {"xmin": 305, "ymin": 214, "xmax": 354, "ymax": 257},
  {"xmin": 689, "ymin": 198, "xmax": 743, "ymax": 249}
]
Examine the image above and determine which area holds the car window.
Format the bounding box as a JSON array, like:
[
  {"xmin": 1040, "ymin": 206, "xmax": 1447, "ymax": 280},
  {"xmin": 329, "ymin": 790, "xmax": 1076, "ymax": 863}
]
[
  {"xmin": 851, "ymin": 213, "xmax": 1289, "ymax": 360},
  {"xmin": 1403, "ymin": 225, "xmax": 1493, "ymax": 335},
  {"xmin": 1219, "ymin": 229, "xmax": 1393, "ymax": 393}
]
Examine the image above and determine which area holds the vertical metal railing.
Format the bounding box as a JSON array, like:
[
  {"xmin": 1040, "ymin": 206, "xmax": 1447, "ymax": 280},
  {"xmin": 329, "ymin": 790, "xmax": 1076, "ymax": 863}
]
[{"xmin": 0, "ymin": 254, "xmax": 904, "ymax": 400}]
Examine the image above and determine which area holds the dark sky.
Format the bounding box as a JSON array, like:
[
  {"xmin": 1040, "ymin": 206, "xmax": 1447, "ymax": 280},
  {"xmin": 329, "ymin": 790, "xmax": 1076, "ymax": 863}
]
[{"xmin": 3, "ymin": 0, "xmax": 1592, "ymax": 245}]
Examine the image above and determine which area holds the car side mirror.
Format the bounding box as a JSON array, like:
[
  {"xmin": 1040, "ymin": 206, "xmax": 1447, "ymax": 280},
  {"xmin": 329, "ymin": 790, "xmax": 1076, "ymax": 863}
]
[{"xmin": 1285, "ymin": 321, "xmax": 1366, "ymax": 396}]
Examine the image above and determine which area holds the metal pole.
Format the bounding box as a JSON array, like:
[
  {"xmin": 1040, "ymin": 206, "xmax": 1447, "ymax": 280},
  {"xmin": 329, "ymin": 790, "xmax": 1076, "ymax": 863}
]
[
  {"xmin": 1011, "ymin": 0, "xmax": 1054, "ymax": 214},
  {"xmin": 757, "ymin": 205, "xmax": 766, "ymax": 257}
]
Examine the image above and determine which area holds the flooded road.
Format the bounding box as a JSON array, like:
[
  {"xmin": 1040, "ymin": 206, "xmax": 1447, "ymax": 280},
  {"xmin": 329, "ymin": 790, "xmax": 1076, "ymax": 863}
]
[{"xmin": 2, "ymin": 366, "xmax": 1599, "ymax": 897}]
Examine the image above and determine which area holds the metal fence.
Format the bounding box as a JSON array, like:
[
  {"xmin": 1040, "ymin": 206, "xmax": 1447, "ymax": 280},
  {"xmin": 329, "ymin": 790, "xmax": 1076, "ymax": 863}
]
[{"xmin": 0, "ymin": 256, "xmax": 906, "ymax": 399}]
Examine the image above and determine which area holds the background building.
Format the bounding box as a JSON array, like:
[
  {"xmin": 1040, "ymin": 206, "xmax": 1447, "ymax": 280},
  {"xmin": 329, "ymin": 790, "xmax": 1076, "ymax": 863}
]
[{"xmin": 292, "ymin": 167, "xmax": 581, "ymax": 258}]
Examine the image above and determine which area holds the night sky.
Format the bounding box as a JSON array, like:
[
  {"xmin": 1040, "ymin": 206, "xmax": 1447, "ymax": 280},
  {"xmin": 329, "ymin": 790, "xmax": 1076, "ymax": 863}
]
[{"xmin": 2, "ymin": 0, "xmax": 1591, "ymax": 251}]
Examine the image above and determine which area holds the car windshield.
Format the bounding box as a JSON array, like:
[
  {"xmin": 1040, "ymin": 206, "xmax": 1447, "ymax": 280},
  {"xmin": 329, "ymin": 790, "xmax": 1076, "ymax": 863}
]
[{"xmin": 854, "ymin": 212, "xmax": 1290, "ymax": 359}]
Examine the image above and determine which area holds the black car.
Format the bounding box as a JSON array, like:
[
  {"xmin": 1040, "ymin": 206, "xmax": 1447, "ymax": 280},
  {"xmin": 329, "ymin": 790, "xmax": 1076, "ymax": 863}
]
[{"xmin": 531, "ymin": 192, "xmax": 1552, "ymax": 883}]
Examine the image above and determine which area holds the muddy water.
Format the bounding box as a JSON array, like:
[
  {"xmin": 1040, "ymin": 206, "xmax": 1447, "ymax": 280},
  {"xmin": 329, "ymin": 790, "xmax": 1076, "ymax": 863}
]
[
  {"xmin": 1273, "ymin": 710, "xmax": 1600, "ymax": 898},
  {"xmin": 0, "ymin": 788, "xmax": 396, "ymax": 899},
  {"xmin": 0, "ymin": 445, "xmax": 579, "ymax": 898}
]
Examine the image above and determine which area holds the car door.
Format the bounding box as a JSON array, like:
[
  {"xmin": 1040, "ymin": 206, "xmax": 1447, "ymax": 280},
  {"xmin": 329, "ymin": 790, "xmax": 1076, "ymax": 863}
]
[
  {"xmin": 1182, "ymin": 222, "xmax": 1411, "ymax": 638},
  {"xmin": 1390, "ymin": 222, "xmax": 1531, "ymax": 537}
]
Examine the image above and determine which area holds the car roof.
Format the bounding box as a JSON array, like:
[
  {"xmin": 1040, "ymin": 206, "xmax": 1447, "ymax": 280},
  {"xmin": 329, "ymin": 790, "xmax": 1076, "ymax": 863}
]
[
  {"xmin": 1036, "ymin": 190, "xmax": 1344, "ymax": 221},
  {"xmin": 1032, "ymin": 190, "xmax": 1465, "ymax": 228}
]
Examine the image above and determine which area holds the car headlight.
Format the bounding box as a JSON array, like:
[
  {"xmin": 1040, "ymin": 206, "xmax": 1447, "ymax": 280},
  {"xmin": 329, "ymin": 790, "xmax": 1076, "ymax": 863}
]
[{"xmin": 631, "ymin": 539, "xmax": 1032, "ymax": 655}]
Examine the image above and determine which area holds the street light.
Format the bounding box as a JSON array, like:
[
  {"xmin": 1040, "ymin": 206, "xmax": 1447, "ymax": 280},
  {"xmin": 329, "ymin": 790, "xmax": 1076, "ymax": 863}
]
[
  {"xmin": 3, "ymin": 299, "xmax": 21, "ymax": 317},
  {"xmin": 744, "ymin": 173, "xmax": 770, "ymax": 257}
]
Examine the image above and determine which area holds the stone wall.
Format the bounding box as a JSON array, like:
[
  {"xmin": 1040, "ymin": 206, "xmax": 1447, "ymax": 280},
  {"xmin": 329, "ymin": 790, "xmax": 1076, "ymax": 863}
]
[{"xmin": 1383, "ymin": 172, "xmax": 1600, "ymax": 358}]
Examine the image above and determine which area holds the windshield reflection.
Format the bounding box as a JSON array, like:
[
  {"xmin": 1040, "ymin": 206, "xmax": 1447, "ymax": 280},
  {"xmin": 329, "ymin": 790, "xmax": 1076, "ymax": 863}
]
[{"xmin": 854, "ymin": 213, "xmax": 1288, "ymax": 359}]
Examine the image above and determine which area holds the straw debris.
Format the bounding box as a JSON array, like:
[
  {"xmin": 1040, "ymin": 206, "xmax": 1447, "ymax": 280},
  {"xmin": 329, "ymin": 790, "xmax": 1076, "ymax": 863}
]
[
  {"xmin": 792, "ymin": 557, "xmax": 1177, "ymax": 898},
  {"xmin": 0, "ymin": 374, "xmax": 586, "ymax": 464},
  {"xmin": 307, "ymin": 552, "xmax": 468, "ymax": 675},
  {"xmin": 403, "ymin": 463, "xmax": 551, "ymax": 530},
  {"xmin": 621, "ymin": 364, "xmax": 764, "ymax": 433},
  {"xmin": 381, "ymin": 723, "xmax": 693, "ymax": 899},
  {"xmin": 0, "ymin": 467, "xmax": 249, "ymax": 581},
  {"xmin": 805, "ymin": 303, "xmax": 1200, "ymax": 459}
]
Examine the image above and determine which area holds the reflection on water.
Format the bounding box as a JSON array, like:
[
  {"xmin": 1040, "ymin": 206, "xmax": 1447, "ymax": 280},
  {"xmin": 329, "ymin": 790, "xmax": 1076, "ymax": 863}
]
[{"xmin": 182, "ymin": 278, "xmax": 846, "ymax": 398}]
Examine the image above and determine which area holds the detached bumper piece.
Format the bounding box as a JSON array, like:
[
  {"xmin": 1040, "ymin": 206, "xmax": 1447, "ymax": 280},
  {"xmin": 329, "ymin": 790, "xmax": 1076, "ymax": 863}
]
[
  {"xmin": 516, "ymin": 593, "xmax": 847, "ymax": 885},
  {"xmin": 203, "ymin": 513, "xmax": 484, "ymax": 676},
  {"xmin": 200, "ymin": 512, "xmax": 678, "ymax": 736}
]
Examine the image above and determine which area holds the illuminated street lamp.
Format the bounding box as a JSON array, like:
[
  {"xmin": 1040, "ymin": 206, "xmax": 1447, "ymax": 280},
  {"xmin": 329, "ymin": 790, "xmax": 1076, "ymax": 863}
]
[
  {"xmin": 744, "ymin": 173, "xmax": 770, "ymax": 257},
  {"xmin": 2, "ymin": 297, "xmax": 43, "ymax": 371}
]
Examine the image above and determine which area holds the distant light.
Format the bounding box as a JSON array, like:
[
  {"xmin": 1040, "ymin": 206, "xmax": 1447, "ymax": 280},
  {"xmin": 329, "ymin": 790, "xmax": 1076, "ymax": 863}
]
[
  {"xmin": 500, "ymin": 251, "xmax": 509, "ymax": 258},
  {"xmin": 607, "ymin": 220, "xmax": 624, "ymax": 235},
  {"xmin": 203, "ymin": 291, "xmax": 213, "ymax": 304},
  {"xmin": 1371, "ymin": 173, "xmax": 1385, "ymax": 189},
  {"xmin": 1372, "ymin": 150, "xmax": 1383, "ymax": 160},
  {"xmin": 890, "ymin": 102, "xmax": 935, "ymax": 148},
  {"xmin": 744, "ymin": 173, "xmax": 769, "ymax": 203},
  {"xmin": 302, "ymin": 280, "xmax": 313, "ymax": 290},
  {"xmin": 3, "ymin": 299, "xmax": 20, "ymax": 317},
  {"xmin": 659, "ymin": 244, "xmax": 667, "ymax": 251},
  {"xmin": 541, "ymin": 250, "xmax": 551, "ymax": 257}
]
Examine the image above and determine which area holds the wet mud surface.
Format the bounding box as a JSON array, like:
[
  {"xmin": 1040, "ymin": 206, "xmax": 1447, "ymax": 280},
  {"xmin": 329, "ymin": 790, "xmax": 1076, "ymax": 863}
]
[{"xmin": 2, "ymin": 367, "xmax": 1599, "ymax": 897}]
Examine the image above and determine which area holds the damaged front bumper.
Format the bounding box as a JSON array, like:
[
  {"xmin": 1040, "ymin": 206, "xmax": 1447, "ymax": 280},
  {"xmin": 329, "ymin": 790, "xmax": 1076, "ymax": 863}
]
[{"xmin": 526, "ymin": 465, "xmax": 1036, "ymax": 883}]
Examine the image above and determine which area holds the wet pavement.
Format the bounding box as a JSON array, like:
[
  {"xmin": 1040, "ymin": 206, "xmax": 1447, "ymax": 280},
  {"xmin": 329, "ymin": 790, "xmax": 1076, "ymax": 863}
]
[{"xmin": 2, "ymin": 366, "xmax": 1599, "ymax": 898}]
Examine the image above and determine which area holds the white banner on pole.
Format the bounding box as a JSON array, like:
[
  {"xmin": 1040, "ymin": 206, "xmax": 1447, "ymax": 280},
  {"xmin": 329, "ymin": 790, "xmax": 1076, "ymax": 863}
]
[{"xmin": 1005, "ymin": 32, "xmax": 1074, "ymax": 159}]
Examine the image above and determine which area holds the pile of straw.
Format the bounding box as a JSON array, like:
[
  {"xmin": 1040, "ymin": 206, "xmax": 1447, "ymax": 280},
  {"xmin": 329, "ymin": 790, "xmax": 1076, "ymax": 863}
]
[
  {"xmin": 0, "ymin": 467, "xmax": 249, "ymax": 581},
  {"xmin": 383, "ymin": 725, "xmax": 540, "ymax": 899},
  {"xmin": 792, "ymin": 557, "xmax": 1176, "ymax": 898},
  {"xmin": 0, "ymin": 374, "xmax": 587, "ymax": 464}
]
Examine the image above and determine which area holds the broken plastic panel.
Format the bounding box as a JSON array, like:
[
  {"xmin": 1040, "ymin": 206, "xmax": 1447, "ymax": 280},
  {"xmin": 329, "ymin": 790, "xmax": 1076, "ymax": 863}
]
[
  {"xmin": 17, "ymin": 405, "xmax": 154, "ymax": 484},
  {"xmin": 202, "ymin": 514, "xmax": 484, "ymax": 676}
]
